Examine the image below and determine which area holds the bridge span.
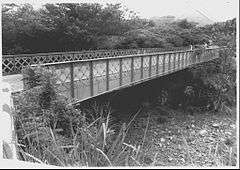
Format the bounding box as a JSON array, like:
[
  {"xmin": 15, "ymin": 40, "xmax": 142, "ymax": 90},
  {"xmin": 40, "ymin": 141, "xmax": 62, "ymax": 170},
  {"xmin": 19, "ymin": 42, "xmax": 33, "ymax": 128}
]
[{"xmin": 24, "ymin": 46, "xmax": 225, "ymax": 103}]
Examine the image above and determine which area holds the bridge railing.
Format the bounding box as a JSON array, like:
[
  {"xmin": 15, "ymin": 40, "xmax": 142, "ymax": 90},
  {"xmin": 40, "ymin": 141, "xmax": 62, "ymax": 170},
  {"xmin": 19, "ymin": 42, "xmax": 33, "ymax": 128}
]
[
  {"xmin": 30, "ymin": 47, "xmax": 224, "ymax": 103},
  {"xmin": 2, "ymin": 47, "xmax": 189, "ymax": 75}
]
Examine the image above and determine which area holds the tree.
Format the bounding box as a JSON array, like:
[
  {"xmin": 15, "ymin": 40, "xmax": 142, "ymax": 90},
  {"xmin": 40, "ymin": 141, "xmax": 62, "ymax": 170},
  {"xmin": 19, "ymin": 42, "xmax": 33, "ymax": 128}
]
[{"xmin": 191, "ymin": 18, "xmax": 236, "ymax": 111}]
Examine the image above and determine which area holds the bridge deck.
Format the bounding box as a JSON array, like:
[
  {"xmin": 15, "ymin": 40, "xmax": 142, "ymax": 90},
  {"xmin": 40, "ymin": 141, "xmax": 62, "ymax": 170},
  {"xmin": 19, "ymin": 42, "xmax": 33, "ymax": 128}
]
[
  {"xmin": 4, "ymin": 47, "xmax": 223, "ymax": 103},
  {"xmin": 33, "ymin": 47, "xmax": 221, "ymax": 103}
]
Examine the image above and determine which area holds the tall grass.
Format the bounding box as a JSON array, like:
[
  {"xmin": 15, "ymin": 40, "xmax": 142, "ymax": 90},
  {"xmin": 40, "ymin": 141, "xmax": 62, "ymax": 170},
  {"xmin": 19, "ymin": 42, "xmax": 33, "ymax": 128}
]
[
  {"xmin": 14, "ymin": 100, "xmax": 146, "ymax": 167},
  {"xmin": 13, "ymin": 66, "xmax": 148, "ymax": 167}
]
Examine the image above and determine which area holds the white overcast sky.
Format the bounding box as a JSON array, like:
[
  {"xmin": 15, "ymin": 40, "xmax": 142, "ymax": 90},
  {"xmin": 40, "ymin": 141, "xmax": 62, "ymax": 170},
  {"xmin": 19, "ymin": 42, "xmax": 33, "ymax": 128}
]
[{"xmin": 2, "ymin": 0, "xmax": 239, "ymax": 22}]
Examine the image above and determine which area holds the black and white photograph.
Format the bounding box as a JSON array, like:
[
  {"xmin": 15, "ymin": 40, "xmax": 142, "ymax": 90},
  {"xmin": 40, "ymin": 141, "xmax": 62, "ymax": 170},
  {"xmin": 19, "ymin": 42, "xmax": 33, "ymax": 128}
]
[{"xmin": 0, "ymin": 0, "xmax": 239, "ymax": 168}]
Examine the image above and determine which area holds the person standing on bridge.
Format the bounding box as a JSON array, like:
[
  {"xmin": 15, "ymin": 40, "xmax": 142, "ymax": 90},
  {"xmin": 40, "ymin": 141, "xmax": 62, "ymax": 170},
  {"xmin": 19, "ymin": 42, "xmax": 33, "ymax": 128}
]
[
  {"xmin": 204, "ymin": 42, "xmax": 208, "ymax": 49},
  {"xmin": 190, "ymin": 44, "xmax": 193, "ymax": 50}
]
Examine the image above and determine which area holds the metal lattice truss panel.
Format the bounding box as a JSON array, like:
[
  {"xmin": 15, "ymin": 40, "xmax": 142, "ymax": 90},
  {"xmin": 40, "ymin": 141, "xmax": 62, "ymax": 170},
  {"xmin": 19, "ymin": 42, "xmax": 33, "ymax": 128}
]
[
  {"xmin": 93, "ymin": 61, "xmax": 106, "ymax": 82},
  {"xmin": 109, "ymin": 60, "xmax": 120, "ymax": 81},
  {"xmin": 14, "ymin": 57, "xmax": 31, "ymax": 72},
  {"xmin": 3, "ymin": 47, "xmax": 190, "ymax": 75},
  {"xmin": 74, "ymin": 63, "xmax": 90, "ymax": 84},
  {"xmin": 143, "ymin": 56, "xmax": 150, "ymax": 69},
  {"xmin": 158, "ymin": 55, "xmax": 164, "ymax": 66},
  {"xmin": 151, "ymin": 56, "xmax": 157, "ymax": 75},
  {"xmin": 47, "ymin": 65, "xmax": 71, "ymax": 98},
  {"xmin": 122, "ymin": 58, "xmax": 131, "ymax": 72},
  {"xmin": 2, "ymin": 57, "xmax": 15, "ymax": 74},
  {"xmin": 133, "ymin": 57, "xmax": 141, "ymax": 69},
  {"xmin": 21, "ymin": 47, "xmax": 224, "ymax": 102},
  {"xmin": 152, "ymin": 56, "xmax": 157, "ymax": 66},
  {"xmin": 132, "ymin": 57, "xmax": 142, "ymax": 81}
]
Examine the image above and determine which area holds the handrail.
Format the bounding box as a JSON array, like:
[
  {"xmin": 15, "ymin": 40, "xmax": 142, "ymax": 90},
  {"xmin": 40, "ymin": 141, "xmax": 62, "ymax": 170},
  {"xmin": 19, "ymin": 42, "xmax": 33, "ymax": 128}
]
[
  {"xmin": 2, "ymin": 46, "xmax": 189, "ymax": 57},
  {"xmin": 26, "ymin": 46, "xmax": 224, "ymax": 103},
  {"xmin": 2, "ymin": 46, "xmax": 190, "ymax": 76},
  {"xmin": 31, "ymin": 46, "xmax": 220, "ymax": 67}
]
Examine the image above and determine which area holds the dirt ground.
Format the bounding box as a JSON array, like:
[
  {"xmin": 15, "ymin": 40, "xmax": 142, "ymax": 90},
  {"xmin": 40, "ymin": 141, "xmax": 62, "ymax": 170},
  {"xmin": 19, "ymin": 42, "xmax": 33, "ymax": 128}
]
[{"xmin": 122, "ymin": 105, "xmax": 237, "ymax": 167}]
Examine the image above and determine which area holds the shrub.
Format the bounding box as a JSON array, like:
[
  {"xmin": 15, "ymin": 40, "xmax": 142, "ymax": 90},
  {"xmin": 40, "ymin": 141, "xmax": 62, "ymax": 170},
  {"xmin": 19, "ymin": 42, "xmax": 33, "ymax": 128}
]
[{"xmin": 14, "ymin": 66, "xmax": 144, "ymax": 167}]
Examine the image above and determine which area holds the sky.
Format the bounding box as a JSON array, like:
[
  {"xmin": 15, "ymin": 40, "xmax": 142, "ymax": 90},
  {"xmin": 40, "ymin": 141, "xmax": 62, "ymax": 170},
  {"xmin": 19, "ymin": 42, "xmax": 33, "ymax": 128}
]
[{"xmin": 1, "ymin": 0, "xmax": 239, "ymax": 22}]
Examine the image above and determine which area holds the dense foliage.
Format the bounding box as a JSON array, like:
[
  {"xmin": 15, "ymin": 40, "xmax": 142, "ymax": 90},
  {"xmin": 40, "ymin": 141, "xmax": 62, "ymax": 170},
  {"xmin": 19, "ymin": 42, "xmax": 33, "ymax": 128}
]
[
  {"xmin": 1, "ymin": 3, "xmax": 222, "ymax": 54},
  {"xmin": 190, "ymin": 18, "xmax": 236, "ymax": 112},
  {"xmin": 14, "ymin": 66, "xmax": 148, "ymax": 166}
]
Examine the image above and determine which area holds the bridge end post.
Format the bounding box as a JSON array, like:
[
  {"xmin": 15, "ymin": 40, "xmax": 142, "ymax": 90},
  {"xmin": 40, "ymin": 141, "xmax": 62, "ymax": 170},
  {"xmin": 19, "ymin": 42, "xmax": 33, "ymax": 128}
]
[{"xmin": 1, "ymin": 82, "xmax": 18, "ymax": 160}]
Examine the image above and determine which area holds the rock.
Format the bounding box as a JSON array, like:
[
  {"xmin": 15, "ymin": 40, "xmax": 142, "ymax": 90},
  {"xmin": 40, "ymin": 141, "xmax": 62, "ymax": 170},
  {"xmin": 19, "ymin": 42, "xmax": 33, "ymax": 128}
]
[
  {"xmin": 180, "ymin": 158, "xmax": 185, "ymax": 163},
  {"xmin": 199, "ymin": 129, "xmax": 208, "ymax": 136},
  {"xmin": 212, "ymin": 123, "xmax": 221, "ymax": 128},
  {"xmin": 168, "ymin": 157, "xmax": 173, "ymax": 162},
  {"xmin": 230, "ymin": 124, "xmax": 236, "ymax": 129},
  {"xmin": 143, "ymin": 155, "xmax": 153, "ymax": 165},
  {"xmin": 157, "ymin": 116, "xmax": 167, "ymax": 124},
  {"xmin": 191, "ymin": 124, "xmax": 195, "ymax": 128},
  {"xmin": 160, "ymin": 138, "xmax": 165, "ymax": 142},
  {"xmin": 225, "ymin": 131, "xmax": 232, "ymax": 136},
  {"xmin": 224, "ymin": 137, "xmax": 234, "ymax": 147},
  {"xmin": 188, "ymin": 115, "xmax": 194, "ymax": 119},
  {"xmin": 157, "ymin": 143, "xmax": 162, "ymax": 147},
  {"xmin": 220, "ymin": 137, "xmax": 225, "ymax": 142},
  {"xmin": 208, "ymin": 137, "xmax": 215, "ymax": 141}
]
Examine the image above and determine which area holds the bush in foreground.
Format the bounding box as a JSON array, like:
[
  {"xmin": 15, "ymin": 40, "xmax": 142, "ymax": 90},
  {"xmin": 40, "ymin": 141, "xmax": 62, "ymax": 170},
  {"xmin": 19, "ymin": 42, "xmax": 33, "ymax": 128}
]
[{"xmin": 13, "ymin": 66, "xmax": 149, "ymax": 167}]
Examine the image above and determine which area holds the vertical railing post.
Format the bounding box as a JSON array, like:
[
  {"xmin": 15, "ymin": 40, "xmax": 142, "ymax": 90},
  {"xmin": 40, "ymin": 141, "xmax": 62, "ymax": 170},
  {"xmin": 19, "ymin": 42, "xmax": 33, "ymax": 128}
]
[
  {"xmin": 186, "ymin": 51, "xmax": 188, "ymax": 66},
  {"xmin": 156, "ymin": 55, "xmax": 159, "ymax": 75},
  {"xmin": 168, "ymin": 53, "xmax": 171, "ymax": 72},
  {"xmin": 106, "ymin": 60, "xmax": 109, "ymax": 90},
  {"xmin": 206, "ymin": 49, "xmax": 210, "ymax": 61},
  {"xmin": 209, "ymin": 49, "xmax": 212, "ymax": 61},
  {"xmin": 119, "ymin": 58, "xmax": 122, "ymax": 86},
  {"xmin": 204, "ymin": 50, "xmax": 207, "ymax": 61},
  {"xmin": 181, "ymin": 53, "xmax": 184, "ymax": 68},
  {"xmin": 178, "ymin": 52, "xmax": 181, "ymax": 69},
  {"xmin": 89, "ymin": 61, "xmax": 94, "ymax": 96},
  {"xmin": 194, "ymin": 51, "xmax": 197, "ymax": 64},
  {"xmin": 70, "ymin": 63, "xmax": 75, "ymax": 99},
  {"xmin": 131, "ymin": 57, "xmax": 134, "ymax": 82},
  {"xmin": 30, "ymin": 55, "xmax": 34, "ymax": 66},
  {"xmin": 201, "ymin": 49, "xmax": 205, "ymax": 62},
  {"xmin": 191, "ymin": 51, "xmax": 194, "ymax": 65},
  {"xmin": 197, "ymin": 50, "xmax": 200, "ymax": 63},
  {"xmin": 13, "ymin": 56, "xmax": 16, "ymax": 74},
  {"xmin": 196, "ymin": 50, "xmax": 199, "ymax": 64},
  {"xmin": 1, "ymin": 82, "xmax": 18, "ymax": 160},
  {"xmin": 149, "ymin": 55, "xmax": 152, "ymax": 77},
  {"xmin": 173, "ymin": 53, "xmax": 176, "ymax": 71},
  {"xmin": 141, "ymin": 56, "xmax": 143, "ymax": 79},
  {"xmin": 162, "ymin": 54, "xmax": 166, "ymax": 74},
  {"xmin": 189, "ymin": 51, "xmax": 193, "ymax": 65},
  {"xmin": 176, "ymin": 53, "xmax": 178, "ymax": 70},
  {"xmin": 188, "ymin": 51, "xmax": 191, "ymax": 66}
]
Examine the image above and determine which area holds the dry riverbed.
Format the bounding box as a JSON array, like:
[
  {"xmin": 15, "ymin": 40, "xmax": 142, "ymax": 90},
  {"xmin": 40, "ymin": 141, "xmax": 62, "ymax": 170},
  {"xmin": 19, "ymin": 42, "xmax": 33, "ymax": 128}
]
[{"xmin": 122, "ymin": 106, "xmax": 237, "ymax": 167}]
